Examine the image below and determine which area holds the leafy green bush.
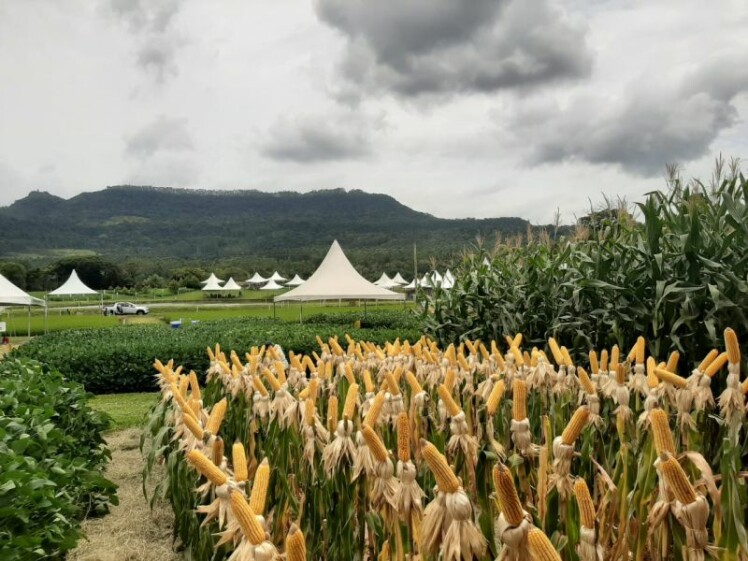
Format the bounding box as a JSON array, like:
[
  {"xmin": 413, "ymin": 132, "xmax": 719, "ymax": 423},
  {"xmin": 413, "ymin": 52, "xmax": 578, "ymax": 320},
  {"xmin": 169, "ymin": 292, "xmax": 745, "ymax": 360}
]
[
  {"xmin": 302, "ymin": 309, "xmax": 417, "ymax": 329},
  {"xmin": 0, "ymin": 358, "xmax": 117, "ymax": 560},
  {"xmin": 420, "ymin": 171, "xmax": 748, "ymax": 373},
  {"xmin": 14, "ymin": 318, "xmax": 421, "ymax": 394}
]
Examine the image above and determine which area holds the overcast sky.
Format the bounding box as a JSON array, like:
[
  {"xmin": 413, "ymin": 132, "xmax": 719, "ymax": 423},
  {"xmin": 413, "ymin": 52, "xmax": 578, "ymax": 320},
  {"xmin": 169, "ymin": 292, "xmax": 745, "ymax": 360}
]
[{"xmin": 1, "ymin": 0, "xmax": 746, "ymax": 223}]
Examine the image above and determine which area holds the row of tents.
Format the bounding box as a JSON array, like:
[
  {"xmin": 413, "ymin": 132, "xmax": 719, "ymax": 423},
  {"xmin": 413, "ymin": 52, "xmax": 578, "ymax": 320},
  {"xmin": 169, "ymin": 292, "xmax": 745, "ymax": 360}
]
[{"xmin": 200, "ymin": 272, "xmax": 307, "ymax": 292}]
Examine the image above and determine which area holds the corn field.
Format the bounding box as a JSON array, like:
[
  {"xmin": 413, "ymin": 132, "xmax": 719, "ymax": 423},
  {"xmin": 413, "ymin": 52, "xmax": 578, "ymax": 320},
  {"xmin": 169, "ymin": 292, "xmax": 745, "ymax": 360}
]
[{"xmin": 143, "ymin": 329, "xmax": 748, "ymax": 561}]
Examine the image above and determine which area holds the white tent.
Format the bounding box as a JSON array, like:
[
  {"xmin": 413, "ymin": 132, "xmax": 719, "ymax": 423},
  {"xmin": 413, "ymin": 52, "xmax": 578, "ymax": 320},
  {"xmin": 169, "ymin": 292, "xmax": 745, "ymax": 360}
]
[
  {"xmin": 221, "ymin": 277, "xmax": 243, "ymax": 291},
  {"xmin": 402, "ymin": 279, "xmax": 417, "ymax": 291},
  {"xmin": 269, "ymin": 271, "xmax": 287, "ymax": 282},
  {"xmin": 482, "ymin": 257, "xmax": 491, "ymax": 267},
  {"xmin": 202, "ymin": 277, "xmax": 224, "ymax": 291},
  {"xmin": 201, "ymin": 272, "xmax": 224, "ymax": 285},
  {"xmin": 286, "ymin": 274, "xmax": 306, "ymax": 287},
  {"xmin": 431, "ymin": 271, "xmax": 444, "ymax": 286},
  {"xmin": 245, "ymin": 272, "xmax": 268, "ymax": 285},
  {"xmin": 419, "ymin": 273, "xmax": 433, "ymax": 288},
  {"xmin": 276, "ymin": 240, "xmax": 404, "ymax": 302},
  {"xmin": 374, "ymin": 273, "xmax": 392, "ymax": 287},
  {"xmin": 444, "ymin": 269, "xmax": 455, "ymax": 283},
  {"xmin": 49, "ymin": 269, "xmax": 98, "ymax": 296},
  {"xmin": 391, "ymin": 272, "xmax": 408, "ymax": 285},
  {"xmin": 260, "ymin": 279, "xmax": 286, "ymax": 290},
  {"xmin": 0, "ymin": 273, "xmax": 45, "ymax": 338}
]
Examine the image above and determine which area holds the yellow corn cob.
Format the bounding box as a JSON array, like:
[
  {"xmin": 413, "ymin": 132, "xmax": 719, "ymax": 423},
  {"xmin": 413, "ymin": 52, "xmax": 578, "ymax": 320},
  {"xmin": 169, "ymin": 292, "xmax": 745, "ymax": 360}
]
[
  {"xmin": 659, "ymin": 452, "xmax": 697, "ymax": 504},
  {"xmin": 206, "ymin": 398, "xmax": 228, "ymax": 435},
  {"xmin": 343, "ymin": 383, "xmax": 358, "ymax": 420},
  {"xmin": 635, "ymin": 336, "xmax": 646, "ymax": 364},
  {"xmin": 273, "ymin": 361, "xmax": 287, "ymax": 384},
  {"xmin": 445, "ymin": 344, "xmax": 456, "ymax": 364},
  {"xmin": 647, "ymin": 356, "xmax": 659, "ymax": 389},
  {"xmin": 725, "ymin": 328, "xmax": 740, "ymax": 365},
  {"xmin": 560, "ymin": 346, "xmax": 574, "ymax": 367},
  {"xmin": 492, "ymin": 464, "xmax": 524, "ymax": 526},
  {"xmin": 704, "ymin": 352, "xmax": 729, "ymax": 378},
  {"xmin": 362, "ymin": 425, "xmax": 388, "ymax": 463},
  {"xmin": 513, "ymin": 333, "xmax": 523, "ymax": 347},
  {"xmin": 324, "ymin": 361, "xmax": 334, "ymax": 380},
  {"xmin": 615, "ymin": 363, "xmax": 626, "ymax": 385},
  {"xmin": 458, "ymin": 353, "xmax": 470, "ymax": 372},
  {"xmin": 385, "ymin": 372, "xmax": 400, "ymax": 395},
  {"xmin": 405, "ymin": 370, "xmax": 423, "ymax": 395},
  {"xmin": 600, "ymin": 349, "xmax": 609, "ymax": 372},
  {"xmin": 188, "ymin": 398, "xmax": 202, "ymax": 419},
  {"xmin": 363, "ymin": 370, "xmax": 375, "ymax": 393},
  {"xmin": 479, "ymin": 343, "xmax": 491, "ymax": 361},
  {"xmin": 420, "ymin": 439, "xmax": 459, "ymax": 493},
  {"xmin": 528, "ymin": 528, "xmax": 562, "ymax": 561},
  {"xmin": 179, "ymin": 375, "xmax": 190, "ymax": 399},
  {"xmin": 230, "ymin": 490, "xmax": 266, "ymax": 545},
  {"xmin": 232, "ymin": 442, "xmax": 248, "ymax": 482},
  {"xmin": 510, "ymin": 345, "xmax": 525, "ymax": 366},
  {"xmin": 523, "ymin": 350, "xmax": 532, "ymax": 366},
  {"xmin": 512, "ymin": 379, "xmax": 527, "ymax": 421},
  {"xmin": 304, "ymin": 398, "xmax": 316, "ymax": 427},
  {"xmin": 438, "ymin": 384, "xmax": 462, "ymax": 417},
  {"xmin": 344, "ymin": 363, "xmax": 356, "ymax": 385},
  {"xmin": 548, "ymin": 337, "xmax": 564, "ymax": 366},
  {"xmin": 364, "ymin": 391, "xmax": 386, "ymax": 426},
  {"xmin": 330, "ymin": 337, "xmax": 344, "ymax": 356},
  {"xmin": 666, "ymin": 351, "xmax": 680, "ymax": 374},
  {"xmin": 494, "ymin": 349, "xmax": 506, "ymax": 370},
  {"xmin": 654, "ymin": 367, "xmax": 688, "ymax": 388},
  {"xmin": 212, "ymin": 437, "xmax": 224, "ymax": 466},
  {"xmin": 250, "ymin": 458, "xmax": 270, "ymax": 515},
  {"xmin": 486, "ymin": 379, "xmax": 506, "ymax": 416},
  {"xmin": 577, "ymin": 367, "xmax": 596, "ymax": 395},
  {"xmin": 307, "ymin": 378, "xmax": 319, "ymax": 400},
  {"xmin": 327, "ymin": 395, "xmax": 339, "ymax": 431},
  {"xmin": 262, "ymin": 368, "xmax": 283, "ymax": 392},
  {"xmin": 610, "ymin": 345, "xmax": 620, "ymax": 370},
  {"xmin": 153, "ymin": 358, "xmax": 165, "ymax": 373},
  {"xmin": 266, "ymin": 346, "xmax": 278, "ymax": 361},
  {"xmin": 573, "ymin": 478, "xmax": 596, "ymax": 528},
  {"xmin": 465, "ymin": 339, "xmax": 477, "ymax": 355},
  {"xmin": 285, "ymin": 524, "xmax": 306, "ymax": 561},
  {"xmin": 206, "ymin": 347, "xmax": 215, "ymax": 362},
  {"xmin": 589, "ymin": 350, "xmax": 599, "ymax": 374},
  {"xmin": 188, "ymin": 370, "xmax": 201, "ymax": 400},
  {"xmin": 444, "ymin": 368, "xmax": 456, "ymax": 391},
  {"xmin": 649, "ymin": 408, "xmax": 675, "ymax": 455},
  {"xmin": 172, "ymin": 385, "xmax": 196, "ymax": 419},
  {"xmin": 187, "ymin": 449, "xmax": 228, "ymax": 486},
  {"xmin": 252, "ymin": 376, "xmax": 269, "ymax": 397},
  {"xmin": 397, "ymin": 412, "xmax": 410, "ymax": 462},
  {"xmin": 698, "ymin": 349, "xmax": 719, "ymax": 372},
  {"xmin": 183, "ymin": 413, "xmax": 204, "ymax": 440},
  {"xmin": 561, "ymin": 406, "xmax": 589, "ymax": 445}
]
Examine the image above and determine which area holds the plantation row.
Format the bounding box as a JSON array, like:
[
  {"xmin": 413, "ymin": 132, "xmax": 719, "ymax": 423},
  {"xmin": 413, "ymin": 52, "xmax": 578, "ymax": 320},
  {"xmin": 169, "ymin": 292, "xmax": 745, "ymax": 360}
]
[
  {"xmin": 14, "ymin": 312, "xmax": 418, "ymax": 394},
  {"xmin": 0, "ymin": 359, "xmax": 116, "ymax": 560},
  {"xmin": 421, "ymin": 174, "xmax": 748, "ymax": 367},
  {"xmin": 143, "ymin": 328, "xmax": 747, "ymax": 561}
]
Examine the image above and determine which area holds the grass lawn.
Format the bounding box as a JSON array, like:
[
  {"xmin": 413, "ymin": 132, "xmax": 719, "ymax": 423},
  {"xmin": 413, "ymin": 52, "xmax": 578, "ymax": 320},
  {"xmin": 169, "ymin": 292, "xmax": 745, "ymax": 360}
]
[{"xmin": 89, "ymin": 392, "xmax": 159, "ymax": 430}]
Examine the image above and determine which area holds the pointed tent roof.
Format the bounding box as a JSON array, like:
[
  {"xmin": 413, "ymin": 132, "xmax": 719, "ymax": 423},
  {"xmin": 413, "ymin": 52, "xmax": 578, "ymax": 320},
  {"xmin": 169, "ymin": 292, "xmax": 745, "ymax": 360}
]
[
  {"xmin": 286, "ymin": 274, "xmax": 306, "ymax": 286},
  {"xmin": 431, "ymin": 271, "xmax": 443, "ymax": 285},
  {"xmin": 444, "ymin": 269, "xmax": 455, "ymax": 283},
  {"xmin": 391, "ymin": 272, "xmax": 407, "ymax": 285},
  {"xmin": 276, "ymin": 241, "xmax": 405, "ymax": 302},
  {"xmin": 202, "ymin": 277, "xmax": 224, "ymax": 291},
  {"xmin": 269, "ymin": 271, "xmax": 287, "ymax": 282},
  {"xmin": 0, "ymin": 273, "xmax": 45, "ymax": 306},
  {"xmin": 260, "ymin": 279, "xmax": 285, "ymax": 290},
  {"xmin": 374, "ymin": 273, "xmax": 392, "ymax": 287},
  {"xmin": 222, "ymin": 277, "xmax": 243, "ymax": 291},
  {"xmin": 48, "ymin": 269, "xmax": 98, "ymax": 296},
  {"xmin": 201, "ymin": 272, "xmax": 224, "ymax": 285},
  {"xmin": 419, "ymin": 273, "xmax": 432, "ymax": 288},
  {"xmin": 246, "ymin": 272, "xmax": 268, "ymax": 284}
]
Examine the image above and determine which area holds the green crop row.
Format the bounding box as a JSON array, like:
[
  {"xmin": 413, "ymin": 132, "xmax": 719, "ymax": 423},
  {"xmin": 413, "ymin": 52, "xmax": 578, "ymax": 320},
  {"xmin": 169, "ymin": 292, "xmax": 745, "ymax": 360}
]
[
  {"xmin": 0, "ymin": 358, "xmax": 117, "ymax": 560},
  {"xmin": 13, "ymin": 316, "xmax": 420, "ymax": 394}
]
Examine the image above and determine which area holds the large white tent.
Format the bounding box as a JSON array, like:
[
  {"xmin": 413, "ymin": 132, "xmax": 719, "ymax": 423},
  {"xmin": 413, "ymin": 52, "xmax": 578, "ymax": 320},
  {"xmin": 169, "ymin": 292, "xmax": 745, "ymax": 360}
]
[
  {"xmin": 246, "ymin": 272, "xmax": 268, "ymax": 285},
  {"xmin": 269, "ymin": 271, "xmax": 287, "ymax": 282},
  {"xmin": 260, "ymin": 279, "xmax": 286, "ymax": 290},
  {"xmin": 0, "ymin": 273, "xmax": 45, "ymax": 338},
  {"xmin": 391, "ymin": 273, "xmax": 408, "ymax": 285},
  {"xmin": 202, "ymin": 276, "xmax": 224, "ymax": 291},
  {"xmin": 49, "ymin": 269, "xmax": 98, "ymax": 296},
  {"xmin": 286, "ymin": 274, "xmax": 306, "ymax": 287},
  {"xmin": 276, "ymin": 241, "xmax": 404, "ymax": 302},
  {"xmin": 201, "ymin": 272, "xmax": 224, "ymax": 285},
  {"xmin": 222, "ymin": 277, "xmax": 243, "ymax": 291}
]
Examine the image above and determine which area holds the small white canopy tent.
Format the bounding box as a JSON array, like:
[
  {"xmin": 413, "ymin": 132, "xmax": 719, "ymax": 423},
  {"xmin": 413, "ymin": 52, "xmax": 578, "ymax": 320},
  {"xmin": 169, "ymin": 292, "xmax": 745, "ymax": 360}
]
[
  {"xmin": 260, "ymin": 279, "xmax": 286, "ymax": 290},
  {"xmin": 402, "ymin": 279, "xmax": 417, "ymax": 291},
  {"xmin": 431, "ymin": 271, "xmax": 444, "ymax": 286},
  {"xmin": 222, "ymin": 277, "xmax": 243, "ymax": 291},
  {"xmin": 276, "ymin": 240, "xmax": 404, "ymax": 303},
  {"xmin": 246, "ymin": 272, "xmax": 268, "ymax": 285},
  {"xmin": 49, "ymin": 269, "xmax": 98, "ymax": 296},
  {"xmin": 419, "ymin": 273, "xmax": 433, "ymax": 288},
  {"xmin": 0, "ymin": 273, "xmax": 45, "ymax": 338},
  {"xmin": 391, "ymin": 272, "xmax": 408, "ymax": 285},
  {"xmin": 202, "ymin": 277, "xmax": 224, "ymax": 291},
  {"xmin": 269, "ymin": 271, "xmax": 287, "ymax": 282},
  {"xmin": 374, "ymin": 273, "xmax": 392, "ymax": 287},
  {"xmin": 201, "ymin": 273, "xmax": 224, "ymax": 285},
  {"xmin": 286, "ymin": 274, "xmax": 306, "ymax": 287}
]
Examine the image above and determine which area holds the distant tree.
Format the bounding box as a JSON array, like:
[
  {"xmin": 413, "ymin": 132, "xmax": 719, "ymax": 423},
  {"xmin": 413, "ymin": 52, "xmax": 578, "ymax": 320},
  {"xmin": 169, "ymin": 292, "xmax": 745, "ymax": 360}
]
[
  {"xmin": 0, "ymin": 261, "xmax": 27, "ymax": 289},
  {"xmin": 51, "ymin": 256, "xmax": 127, "ymax": 290}
]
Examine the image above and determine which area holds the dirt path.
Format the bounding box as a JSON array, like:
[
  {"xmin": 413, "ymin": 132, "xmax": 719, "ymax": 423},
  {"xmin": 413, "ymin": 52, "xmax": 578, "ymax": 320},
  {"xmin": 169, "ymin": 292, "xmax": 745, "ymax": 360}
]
[{"xmin": 69, "ymin": 429, "xmax": 182, "ymax": 561}]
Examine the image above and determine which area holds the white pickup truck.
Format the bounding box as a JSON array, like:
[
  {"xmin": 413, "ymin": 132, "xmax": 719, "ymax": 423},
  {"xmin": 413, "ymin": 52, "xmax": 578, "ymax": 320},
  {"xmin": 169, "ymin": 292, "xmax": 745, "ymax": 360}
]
[{"xmin": 102, "ymin": 302, "xmax": 150, "ymax": 316}]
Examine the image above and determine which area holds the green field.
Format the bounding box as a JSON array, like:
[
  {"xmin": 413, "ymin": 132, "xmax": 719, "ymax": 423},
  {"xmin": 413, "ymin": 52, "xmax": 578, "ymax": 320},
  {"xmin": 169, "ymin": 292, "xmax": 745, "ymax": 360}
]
[{"xmin": 88, "ymin": 392, "xmax": 159, "ymax": 430}]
